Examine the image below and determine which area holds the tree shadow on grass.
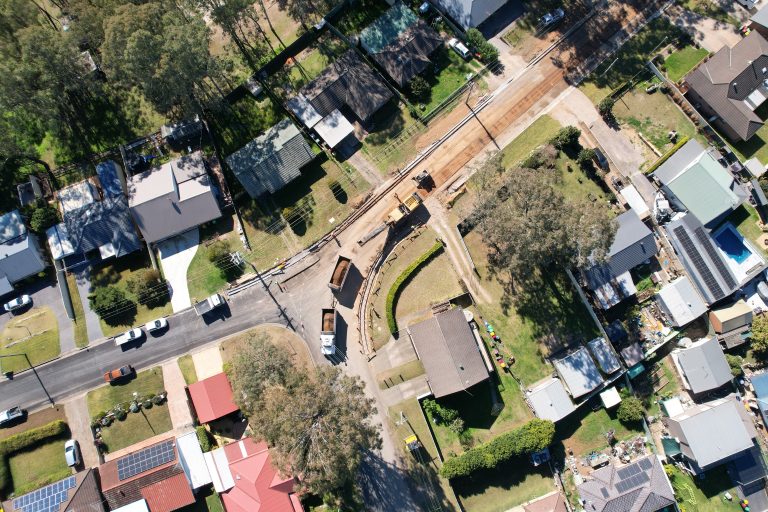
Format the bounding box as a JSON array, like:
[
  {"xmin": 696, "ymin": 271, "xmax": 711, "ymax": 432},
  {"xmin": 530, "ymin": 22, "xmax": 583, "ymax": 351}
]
[
  {"xmin": 451, "ymin": 457, "xmax": 554, "ymax": 507},
  {"xmin": 364, "ymin": 99, "xmax": 408, "ymax": 145}
]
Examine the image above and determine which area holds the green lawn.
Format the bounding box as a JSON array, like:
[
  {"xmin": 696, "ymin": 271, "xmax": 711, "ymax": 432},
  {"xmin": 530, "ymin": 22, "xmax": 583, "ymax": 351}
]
[
  {"xmin": 87, "ymin": 367, "xmax": 166, "ymax": 415},
  {"xmin": 453, "ymin": 461, "xmax": 555, "ymax": 512},
  {"xmin": 178, "ymin": 355, "xmax": 198, "ymax": 385},
  {"xmin": 419, "ymin": 48, "xmax": 485, "ymax": 114},
  {"xmin": 377, "ymin": 360, "xmax": 425, "ymax": 389},
  {"xmin": 728, "ymin": 98, "xmax": 768, "ymax": 166},
  {"xmin": 664, "ymin": 45, "xmax": 709, "ymax": 82},
  {"xmin": 728, "ymin": 205, "xmax": 768, "ymax": 256},
  {"xmin": 394, "ymin": 252, "xmax": 464, "ymax": 322},
  {"xmin": 500, "ymin": 115, "xmax": 562, "ymax": 168},
  {"xmin": 667, "ymin": 464, "xmax": 741, "ymax": 512},
  {"xmin": 89, "ymin": 251, "xmax": 173, "ymax": 337},
  {"xmin": 288, "ymin": 48, "xmax": 332, "ymax": 90},
  {"xmin": 555, "ymin": 407, "xmax": 644, "ymax": 456},
  {"xmin": 361, "ymin": 100, "xmax": 426, "ymax": 175},
  {"xmin": 66, "ymin": 273, "xmax": 89, "ymax": 348},
  {"xmin": 185, "ymin": 216, "xmax": 241, "ymax": 301},
  {"xmin": 0, "ymin": 307, "xmax": 60, "ymax": 373},
  {"xmin": 8, "ymin": 439, "xmax": 71, "ymax": 496}
]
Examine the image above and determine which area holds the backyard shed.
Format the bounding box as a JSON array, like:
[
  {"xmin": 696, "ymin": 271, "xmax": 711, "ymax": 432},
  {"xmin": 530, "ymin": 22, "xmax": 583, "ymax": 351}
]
[
  {"xmin": 552, "ymin": 347, "xmax": 604, "ymax": 399},
  {"xmin": 313, "ymin": 110, "xmax": 355, "ymax": 148},
  {"xmin": 187, "ymin": 372, "xmax": 240, "ymax": 424},
  {"xmin": 618, "ymin": 185, "xmax": 650, "ymax": 220},
  {"xmin": 587, "ymin": 337, "xmax": 621, "ymax": 374},
  {"xmin": 599, "ymin": 387, "xmax": 621, "ymax": 409},
  {"xmin": 656, "ymin": 276, "xmax": 708, "ymax": 327},
  {"xmin": 527, "ymin": 378, "xmax": 575, "ymax": 422},
  {"xmin": 673, "ymin": 337, "xmax": 732, "ymax": 396},
  {"xmin": 407, "ymin": 308, "xmax": 490, "ymax": 398},
  {"xmin": 710, "ymin": 299, "xmax": 753, "ymax": 334}
]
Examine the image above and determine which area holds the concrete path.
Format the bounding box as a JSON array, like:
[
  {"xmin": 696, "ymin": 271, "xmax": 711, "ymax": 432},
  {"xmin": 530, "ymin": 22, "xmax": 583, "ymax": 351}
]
[
  {"xmin": 191, "ymin": 345, "xmax": 223, "ymax": 380},
  {"xmin": 670, "ymin": 7, "xmax": 740, "ymax": 53},
  {"xmin": 157, "ymin": 229, "xmax": 199, "ymax": 313},
  {"xmin": 162, "ymin": 361, "xmax": 194, "ymax": 430},
  {"xmin": 73, "ymin": 268, "xmax": 104, "ymax": 342},
  {"xmin": 371, "ymin": 338, "xmax": 418, "ymax": 376},
  {"xmin": 64, "ymin": 396, "xmax": 101, "ymax": 468}
]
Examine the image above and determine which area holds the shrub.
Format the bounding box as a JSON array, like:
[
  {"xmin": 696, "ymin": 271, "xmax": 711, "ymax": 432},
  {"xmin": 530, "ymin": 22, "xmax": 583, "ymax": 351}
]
[
  {"xmin": 196, "ymin": 426, "xmax": 214, "ymax": 452},
  {"xmin": 89, "ymin": 286, "xmax": 133, "ymax": 320},
  {"xmin": 439, "ymin": 419, "xmax": 555, "ymax": 479},
  {"xmin": 644, "ymin": 136, "xmax": 690, "ymax": 174},
  {"xmin": 549, "ymin": 126, "xmax": 582, "ymax": 153},
  {"xmin": 466, "ymin": 28, "xmax": 499, "ymax": 63},
  {"xmin": 207, "ymin": 239, "xmax": 231, "ymax": 267},
  {"xmin": 577, "ymin": 148, "xmax": 597, "ymax": 166},
  {"xmin": 521, "ymin": 150, "xmax": 545, "ymax": 170},
  {"xmin": 448, "ymin": 418, "xmax": 466, "ymax": 434},
  {"xmin": 29, "ymin": 206, "xmax": 59, "ymax": 233},
  {"xmin": 423, "ymin": 398, "xmax": 460, "ymax": 426},
  {"xmin": 409, "ymin": 76, "xmax": 430, "ymax": 102},
  {"xmin": 726, "ymin": 354, "xmax": 744, "ymax": 377},
  {"xmin": 126, "ymin": 268, "xmax": 165, "ymax": 307},
  {"xmin": 385, "ymin": 242, "xmax": 443, "ymax": 335},
  {"xmin": 598, "ymin": 96, "xmax": 616, "ymax": 122},
  {"xmin": 617, "ymin": 397, "xmax": 645, "ymax": 424},
  {"xmin": 115, "ymin": 409, "xmax": 127, "ymax": 421}
]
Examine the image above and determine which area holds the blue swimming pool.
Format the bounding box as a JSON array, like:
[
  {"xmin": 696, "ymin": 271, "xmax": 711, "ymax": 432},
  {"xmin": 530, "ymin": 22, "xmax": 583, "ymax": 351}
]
[{"xmin": 715, "ymin": 227, "xmax": 752, "ymax": 264}]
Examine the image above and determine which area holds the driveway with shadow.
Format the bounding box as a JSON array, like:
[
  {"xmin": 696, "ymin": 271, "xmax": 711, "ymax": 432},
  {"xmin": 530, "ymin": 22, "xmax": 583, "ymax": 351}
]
[{"xmin": 73, "ymin": 267, "xmax": 104, "ymax": 343}]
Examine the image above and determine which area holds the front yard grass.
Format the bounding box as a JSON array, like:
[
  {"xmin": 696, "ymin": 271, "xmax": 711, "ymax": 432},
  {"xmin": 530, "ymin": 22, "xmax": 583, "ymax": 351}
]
[
  {"xmin": 418, "ymin": 49, "xmax": 484, "ymax": 114},
  {"xmin": 0, "ymin": 307, "xmax": 60, "ymax": 373},
  {"xmin": 220, "ymin": 324, "xmax": 312, "ymax": 371},
  {"xmin": 185, "ymin": 216, "xmax": 241, "ymax": 301},
  {"xmin": 664, "ymin": 45, "xmax": 708, "ymax": 82},
  {"xmin": 361, "ymin": 100, "xmax": 425, "ymax": 175},
  {"xmin": 178, "ymin": 355, "xmax": 198, "ymax": 385},
  {"xmin": 667, "ymin": 464, "xmax": 739, "ymax": 512},
  {"xmin": 500, "ymin": 115, "xmax": 561, "ymax": 167},
  {"xmin": 8, "ymin": 439, "xmax": 71, "ymax": 496},
  {"xmin": 394, "ymin": 252, "xmax": 464, "ymax": 323},
  {"xmin": 376, "ymin": 360, "xmax": 425, "ymax": 389},
  {"xmin": 452, "ymin": 461, "xmax": 555, "ymax": 512},
  {"xmin": 0, "ymin": 406, "xmax": 66, "ymax": 441},
  {"xmin": 89, "ymin": 251, "xmax": 173, "ymax": 337},
  {"xmin": 66, "ymin": 273, "xmax": 88, "ymax": 347},
  {"xmin": 87, "ymin": 367, "xmax": 165, "ymax": 414}
]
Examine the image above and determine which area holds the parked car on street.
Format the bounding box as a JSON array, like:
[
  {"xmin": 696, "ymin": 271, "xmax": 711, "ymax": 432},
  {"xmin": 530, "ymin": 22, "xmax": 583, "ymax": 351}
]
[
  {"xmin": 104, "ymin": 365, "xmax": 134, "ymax": 383},
  {"xmin": 448, "ymin": 38, "xmax": 472, "ymax": 60},
  {"xmin": 540, "ymin": 8, "xmax": 565, "ymax": 27},
  {"xmin": 145, "ymin": 318, "xmax": 168, "ymax": 333},
  {"xmin": 593, "ymin": 148, "xmax": 609, "ymax": 170},
  {"xmin": 4, "ymin": 295, "xmax": 31, "ymax": 313},
  {"xmin": 114, "ymin": 328, "xmax": 143, "ymax": 346},
  {"xmin": 64, "ymin": 439, "xmax": 80, "ymax": 467},
  {"xmin": 0, "ymin": 406, "xmax": 25, "ymax": 427}
]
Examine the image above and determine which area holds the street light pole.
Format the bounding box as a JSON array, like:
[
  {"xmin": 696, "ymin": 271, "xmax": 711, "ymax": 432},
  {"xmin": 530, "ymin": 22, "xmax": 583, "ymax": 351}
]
[{"xmin": 0, "ymin": 353, "xmax": 54, "ymax": 405}]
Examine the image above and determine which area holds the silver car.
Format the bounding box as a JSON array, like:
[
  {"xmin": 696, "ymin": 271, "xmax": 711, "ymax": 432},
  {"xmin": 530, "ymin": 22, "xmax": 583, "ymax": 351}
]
[
  {"xmin": 4, "ymin": 295, "xmax": 31, "ymax": 313},
  {"xmin": 64, "ymin": 439, "xmax": 80, "ymax": 467}
]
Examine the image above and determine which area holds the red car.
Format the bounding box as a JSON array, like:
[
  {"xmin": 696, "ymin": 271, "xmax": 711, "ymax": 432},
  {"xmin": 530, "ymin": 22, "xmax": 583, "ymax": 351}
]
[{"xmin": 104, "ymin": 365, "xmax": 134, "ymax": 383}]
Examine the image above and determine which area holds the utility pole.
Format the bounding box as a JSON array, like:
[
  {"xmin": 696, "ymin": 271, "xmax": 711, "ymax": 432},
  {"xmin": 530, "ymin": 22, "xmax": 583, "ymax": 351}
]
[
  {"xmin": 0, "ymin": 353, "xmax": 55, "ymax": 405},
  {"xmin": 250, "ymin": 262, "xmax": 296, "ymax": 331}
]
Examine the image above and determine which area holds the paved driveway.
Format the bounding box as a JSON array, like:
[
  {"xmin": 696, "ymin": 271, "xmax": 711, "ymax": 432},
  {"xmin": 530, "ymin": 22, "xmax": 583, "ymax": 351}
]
[
  {"xmin": 670, "ymin": 7, "xmax": 740, "ymax": 53},
  {"xmin": 73, "ymin": 267, "xmax": 103, "ymax": 342},
  {"xmin": 157, "ymin": 229, "xmax": 199, "ymax": 313}
]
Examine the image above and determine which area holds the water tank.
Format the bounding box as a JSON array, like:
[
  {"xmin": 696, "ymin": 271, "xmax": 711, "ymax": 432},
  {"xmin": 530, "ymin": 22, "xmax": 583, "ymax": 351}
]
[{"xmin": 758, "ymin": 281, "xmax": 768, "ymax": 303}]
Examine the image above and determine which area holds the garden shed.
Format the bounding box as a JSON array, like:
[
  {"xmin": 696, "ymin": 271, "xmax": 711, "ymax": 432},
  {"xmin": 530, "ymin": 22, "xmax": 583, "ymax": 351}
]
[{"xmin": 552, "ymin": 347, "xmax": 604, "ymax": 399}]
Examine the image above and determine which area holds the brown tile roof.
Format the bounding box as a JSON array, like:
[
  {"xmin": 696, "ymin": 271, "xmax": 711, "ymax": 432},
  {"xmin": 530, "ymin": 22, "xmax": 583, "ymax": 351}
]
[
  {"xmin": 523, "ymin": 492, "xmax": 567, "ymax": 512},
  {"xmin": 140, "ymin": 472, "xmax": 195, "ymax": 512}
]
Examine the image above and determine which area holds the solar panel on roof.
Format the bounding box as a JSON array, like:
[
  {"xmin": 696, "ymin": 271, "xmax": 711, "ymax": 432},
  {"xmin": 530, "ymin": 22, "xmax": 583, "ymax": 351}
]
[
  {"xmin": 673, "ymin": 226, "xmax": 725, "ymax": 300},
  {"xmin": 116, "ymin": 439, "xmax": 175, "ymax": 481},
  {"xmin": 600, "ymin": 487, "xmax": 609, "ymax": 498},
  {"xmin": 12, "ymin": 475, "xmax": 76, "ymax": 512},
  {"xmin": 638, "ymin": 458, "xmax": 653, "ymax": 471},
  {"xmin": 694, "ymin": 227, "xmax": 737, "ymax": 290}
]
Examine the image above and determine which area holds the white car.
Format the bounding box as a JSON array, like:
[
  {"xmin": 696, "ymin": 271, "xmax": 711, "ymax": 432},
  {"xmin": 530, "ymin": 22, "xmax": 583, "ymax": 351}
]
[
  {"xmin": 0, "ymin": 406, "xmax": 25, "ymax": 426},
  {"xmin": 64, "ymin": 439, "xmax": 80, "ymax": 467},
  {"xmin": 448, "ymin": 38, "xmax": 472, "ymax": 60},
  {"xmin": 145, "ymin": 317, "xmax": 168, "ymax": 333},
  {"xmin": 114, "ymin": 328, "xmax": 144, "ymax": 346},
  {"xmin": 4, "ymin": 295, "xmax": 31, "ymax": 313}
]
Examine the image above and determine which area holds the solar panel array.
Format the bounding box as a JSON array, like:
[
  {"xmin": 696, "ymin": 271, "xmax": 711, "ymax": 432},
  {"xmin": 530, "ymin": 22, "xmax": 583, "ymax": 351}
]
[
  {"xmin": 614, "ymin": 460, "xmax": 651, "ymax": 494},
  {"xmin": 673, "ymin": 226, "xmax": 725, "ymax": 300},
  {"xmin": 694, "ymin": 227, "xmax": 737, "ymax": 290},
  {"xmin": 117, "ymin": 439, "xmax": 175, "ymax": 481},
  {"xmin": 12, "ymin": 476, "xmax": 76, "ymax": 512}
]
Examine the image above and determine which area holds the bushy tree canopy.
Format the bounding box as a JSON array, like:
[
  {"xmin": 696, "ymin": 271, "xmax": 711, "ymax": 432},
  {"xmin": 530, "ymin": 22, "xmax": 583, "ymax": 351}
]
[
  {"xmin": 752, "ymin": 315, "xmax": 768, "ymax": 353},
  {"xmin": 126, "ymin": 268, "xmax": 167, "ymax": 308},
  {"xmin": 29, "ymin": 206, "xmax": 59, "ymax": 233},
  {"xmin": 617, "ymin": 397, "xmax": 645, "ymax": 424}
]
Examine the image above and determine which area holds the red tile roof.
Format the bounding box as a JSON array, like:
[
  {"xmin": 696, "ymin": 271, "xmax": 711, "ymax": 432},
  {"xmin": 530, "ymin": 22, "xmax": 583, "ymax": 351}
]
[
  {"xmin": 220, "ymin": 438, "xmax": 302, "ymax": 512},
  {"xmin": 140, "ymin": 472, "xmax": 196, "ymax": 512},
  {"xmin": 187, "ymin": 372, "xmax": 239, "ymax": 424}
]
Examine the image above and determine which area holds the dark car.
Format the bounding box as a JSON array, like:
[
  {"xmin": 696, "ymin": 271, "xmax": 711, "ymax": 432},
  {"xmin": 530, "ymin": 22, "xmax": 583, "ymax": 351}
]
[{"xmin": 593, "ymin": 148, "xmax": 609, "ymax": 170}]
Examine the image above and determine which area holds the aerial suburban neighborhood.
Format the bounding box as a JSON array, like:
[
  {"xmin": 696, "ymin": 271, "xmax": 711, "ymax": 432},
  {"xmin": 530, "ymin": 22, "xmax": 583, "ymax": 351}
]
[{"xmin": 10, "ymin": 0, "xmax": 768, "ymax": 511}]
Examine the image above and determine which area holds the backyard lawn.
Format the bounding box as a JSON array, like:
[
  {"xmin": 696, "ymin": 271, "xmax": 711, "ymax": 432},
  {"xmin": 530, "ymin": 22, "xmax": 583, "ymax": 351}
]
[
  {"xmin": 66, "ymin": 273, "xmax": 89, "ymax": 347},
  {"xmin": 555, "ymin": 407, "xmax": 644, "ymax": 456},
  {"xmin": 0, "ymin": 306, "xmax": 60, "ymax": 373},
  {"xmin": 452, "ymin": 461, "xmax": 555, "ymax": 512},
  {"xmin": 664, "ymin": 45, "xmax": 708, "ymax": 82},
  {"xmin": 728, "ymin": 205, "xmax": 768, "ymax": 256},
  {"xmin": 667, "ymin": 464, "xmax": 740, "ymax": 512},
  {"xmin": 178, "ymin": 355, "xmax": 198, "ymax": 385},
  {"xmin": 208, "ymin": 95, "xmax": 285, "ymax": 156},
  {"xmin": 89, "ymin": 251, "xmax": 173, "ymax": 337},
  {"xmin": 8, "ymin": 439, "xmax": 71, "ymax": 496}
]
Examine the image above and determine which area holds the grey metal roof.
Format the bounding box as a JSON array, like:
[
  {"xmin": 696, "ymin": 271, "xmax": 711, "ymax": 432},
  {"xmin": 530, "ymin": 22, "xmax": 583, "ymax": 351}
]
[
  {"xmin": 577, "ymin": 455, "xmax": 676, "ymax": 512},
  {"xmin": 583, "ymin": 211, "xmax": 657, "ymax": 290},
  {"xmin": 663, "ymin": 214, "xmax": 738, "ymax": 304},
  {"xmin": 0, "ymin": 210, "xmax": 45, "ymax": 283},
  {"xmin": 752, "ymin": 179, "xmax": 768, "ymax": 206},
  {"xmin": 587, "ymin": 337, "xmax": 621, "ymax": 374},
  {"xmin": 433, "ymin": 0, "xmax": 506, "ymax": 28},
  {"xmin": 360, "ymin": 2, "xmax": 418, "ymax": 54},
  {"xmin": 300, "ymin": 50, "xmax": 394, "ymax": 122},
  {"xmin": 652, "ymin": 139, "xmax": 707, "ymax": 184},
  {"xmin": 407, "ymin": 308, "xmax": 489, "ymax": 398},
  {"xmin": 226, "ymin": 119, "xmax": 314, "ymax": 198},
  {"xmin": 63, "ymin": 196, "xmax": 141, "ymax": 258},
  {"xmin": 620, "ymin": 343, "xmax": 644, "ymax": 367},
  {"xmin": 96, "ymin": 160, "xmax": 124, "ymax": 198},
  {"xmin": 656, "ymin": 276, "xmax": 708, "ymax": 327},
  {"xmin": 684, "ymin": 32, "xmax": 768, "ymax": 140},
  {"xmin": 552, "ymin": 347, "xmax": 604, "ymax": 399},
  {"xmin": 129, "ymin": 152, "xmax": 222, "ymax": 243},
  {"xmin": 527, "ymin": 378, "xmax": 575, "ymax": 422},
  {"xmin": 665, "ymin": 396, "xmax": 756, "ymax": 469},
  {"xmin": 676, "ymin": 337, "xmax": 732, "ymax": 395},
  {"xmin": 753, "ymin": 4, "xmax": 768, "ymax": 28}
]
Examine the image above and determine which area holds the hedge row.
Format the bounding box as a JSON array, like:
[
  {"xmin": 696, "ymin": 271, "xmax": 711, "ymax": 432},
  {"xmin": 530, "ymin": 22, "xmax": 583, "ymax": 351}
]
[
  {"xmin": 644, "ymin": 135, "xmax": 690, "ymax": 175},
  {"xmin": 439, "ymin": 419, "xmax": 555, "ymax": 479},
  {"xmin": 0, "ymin": 420, "xmax": 69, "ymax": 497},
  {"xmin": 196, "ymin": 426, "xmax": 213, "ymax": 453},
  {"xmin": 385, "ymin": 241, "xmax": 444, "ymax": 335}
]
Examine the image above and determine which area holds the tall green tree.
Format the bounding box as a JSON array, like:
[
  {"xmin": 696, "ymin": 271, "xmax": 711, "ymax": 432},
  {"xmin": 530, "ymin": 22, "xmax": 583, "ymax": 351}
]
[{"xmin": 230, "ymin": 333, "xmax": 294, "ymax": 415}]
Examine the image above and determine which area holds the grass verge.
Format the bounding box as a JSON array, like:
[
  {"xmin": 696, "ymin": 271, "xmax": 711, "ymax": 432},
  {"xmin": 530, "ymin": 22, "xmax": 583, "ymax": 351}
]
[
  {"xmin": 178, "ymin": 355, "xmax": 198, "ymax": 385},
  {"xmin": 0, "ymin": 307, "xmax": 60, "ymax": 373},
  {"xmin": 66, "ymin": 273, "xmax": 88, "ymax": 348}
]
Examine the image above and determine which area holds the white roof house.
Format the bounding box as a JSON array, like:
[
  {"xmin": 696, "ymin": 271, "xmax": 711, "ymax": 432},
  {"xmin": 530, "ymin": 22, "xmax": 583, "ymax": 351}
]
[
  {"xmin": 656, "ymin": 276, "xmax": 708, "ymax": 327},
  {"xmin": 527, "ymin": 378, "xmax": 575, "ymax": 422}
]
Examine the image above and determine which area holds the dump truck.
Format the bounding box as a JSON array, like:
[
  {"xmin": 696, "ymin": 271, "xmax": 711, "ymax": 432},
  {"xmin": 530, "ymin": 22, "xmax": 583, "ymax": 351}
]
[
  {"xmin": 386, "ymin": 192, "xmax": 422, "ymax": 225},
  {"xmin": 320, "ymin": 308, "xmax": 337, "ymax": 356},
  {"xmin": 328, "ymin": 256, "xmax": 351, "ymax": 292},
  {"xmin": 194, "ymin": 293, "xmax": 225, "ymax": 315}
]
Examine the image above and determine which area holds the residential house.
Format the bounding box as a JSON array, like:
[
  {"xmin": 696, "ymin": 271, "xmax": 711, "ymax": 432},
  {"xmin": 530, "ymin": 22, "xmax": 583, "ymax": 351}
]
[
  {"xmin": 99, "ymin": 438, "xmax": 197, "ymax": 512},
  {"xmin": 187, "ymin": 372, "xmax": 240, "ymax": 424},
  {"xmin": 0, "ymin": 210, "xmax": 46, "ymax": 295},
  {"xmin": 672, "ymin": 337, "xmax": 732, "ymax": 396},
  {"xmin": 521, "ymin": 491, "xmax": 567, "ymax": 512},
  {"xmin": 750, "ymin": 372, "xmax": 768, "ymax": 426},
  {"xmin": 128, "ymin": 151, "xmax": 222, "ymax": 244},
  {"xmin": 299, "ymin": 50, "xmax": 393, "ymax": 124},
  {"xmin": 663, "ymin": 213, "xmax": 739, "ymax": 305},
  {"xmin": 552, "ymin": 347, "xmax": 605, "ymax": 400},
  {"xmin": 433, "ymin": 0, "xmax": 507, "ymax": 29},
  {"xmin": 205, "ymin": 437, "xmax": 304, "ymax": 512},
  {"xmin": 1, "ymin": 470, "xmax": 105, "ymax": 512},
  {"xmin": 286, "ymin": 96, "xmax": 356, "ymax": 149},
  {"xmin": 226, "ymin": 119, "xmax": 315, "ymax": 199},
  {"xmin": 406, "ymin": 308, "xmax": 490, "ymax": 398},
  {"xmin": 655, "ymin": 276, "xmax": 708, "ymax": 328},
  {"xmin": 527, "ymin": 378, "xmax": 576, "ymax": 422},
  {"xmin": 653, "ymin": 140, "xmax": 746, "ymax": 229},
  {"xmin": 360, "ymin": 3, "xmax": 443, "ymax": 88},
  {"xmin": 664, "ymin": 396, "xmax": 757, "ymax": 473},
  {"xmin": 710, "ymin": 299, "xmax": 754, "ymax": 348},
  {"xmin": 576, "ymin": 455, "xmax": 677, "ymax": 512},
  {"xmin": 581, "ymin": 210, "xmax": 658, "ymax": 309},
  {"xmin": 684, "ymin": 31, "xmax": 768, "ymax": 142}
]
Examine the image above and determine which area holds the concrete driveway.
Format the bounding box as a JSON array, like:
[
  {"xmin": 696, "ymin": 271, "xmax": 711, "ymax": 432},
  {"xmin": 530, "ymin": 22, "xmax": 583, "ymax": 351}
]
[
  {"xmin": 157, "ymin": 229, "xmax": 199, "ymax": 313},
  {"xmin": 670, "ymin": 7, "xmax": 740, "ymax": 52}
]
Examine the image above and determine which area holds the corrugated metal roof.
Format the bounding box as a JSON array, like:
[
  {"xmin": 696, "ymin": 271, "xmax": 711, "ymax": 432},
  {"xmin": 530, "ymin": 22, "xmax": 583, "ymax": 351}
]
[
  {"xmin": 63, "ymin": 196, "xmax": 141, "ymax": 258},
  {"xmin": 656, "ymin": 276, "xmax": 708, "ymax": 327},
  {"xmin": 140, "ymin": 472, "xmax": 195, "ymax": 512},
  {"xmin": 587, "ymin": 337, "xmax": 621, "ymax": 374},
  {"xmin": 188, "ymin": 373, "xmax": 239, "ymax": 424},
  {"xmin": 97, "ymin": 160, "xmax": 124, "ymax": 198},
  {"xmin": 360, "ymin": 3, "xmax": 418, "ymax": 54},
  {"xmin": 527, "ymin": 378, "xmax": 575, "ymax": 422},
  {"xmin": 676, "ymin": 337, "xmax": 732, "ymax": 395},
  {"xmin": 366, "ymin": 18, "xmax": 443, "ymax": 87},
  {"xmin": 552, "ymin": 347, "xmax": 604, "ymax": 399}
]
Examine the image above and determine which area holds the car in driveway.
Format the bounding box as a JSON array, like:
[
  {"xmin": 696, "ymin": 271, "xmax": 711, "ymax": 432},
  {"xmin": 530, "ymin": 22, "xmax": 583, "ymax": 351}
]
[
  {"xmin": 64, "ymin": 439, "xmax": 80, "ymax": 467},
  {"xmin": 0, "ymin": 406, "xmax": 25, "ymax": 427},
  {"xmin": 4, "ymin": 295, "xmax": 31, "ymax": 313},
  {"xmin": 448, "ymin": 38, "xmax": 472, "ymax": 60},
  {"xmin": 145, "ymin": 318, "xmax": 168, "ymax": 333},
  {"xmin": 104, "ymin": 365, "xmax": 134, "ymax": 383},
  {"xmin": 114, "ymin": 328, "xmax": 143, "ymax": 346}
]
